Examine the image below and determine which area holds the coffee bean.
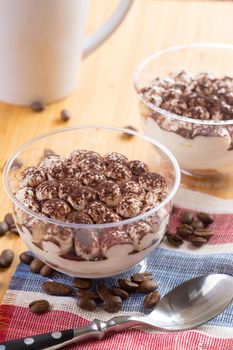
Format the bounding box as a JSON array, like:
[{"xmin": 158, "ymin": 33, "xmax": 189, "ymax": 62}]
[
  {"xmin": 118, "ymin": 279, "xmax": 139, "ymax": 292},
  {"xmin": 10, "ymin": 227, "xmax": 19, "ymax": 235},
  {"xmin": 190, "ymin": 236, "xmax": 208, "ymax": 247},
  {"xmin": 121, "ymin": 126, "xmax": 138, "ymax": 139},
  {"xmin": 166, "ymin": 233, "xmax": 183, "ymax": 247},
  {"xmin": 31, "ymin": 101, "xmax": 45, "ymax": 112},
  {"xmin": 103, "ymin": 296, "xmax": 122, "ymax": 313},
  {"xmin": 4, "ymin": 213, "xmax": 15, "ymax": 228},
  {"xmin": 0, "ymin": 222, "xmax": 9, "ymax": 236},
  {"xmin": 143, "ymin": 291, "xmax": 160, "ymax": 308},
  {"xmin": 96, "ymin": 284, "xmax": 114, "ymax": 301},
  {"xmin": 77, "ymin": 298, "xmax": 97, "ymax": 312},
  {"xmin": 131, "ymin": 272, "xmax": 153, "ymax": 283},
  {"xmin": 176, "ymin": 224, "xmax": 193, "ymax": 238},
  {"xmin": 76, "ymin": 290, "xmax": 99, "ymax": 300},
  {"xmin": 10, "ymin": 158, "xmax": 23, "ymax": 170},
  {"xmin": 193, "ymin": 229, "xmax": 213, "ymax": 240},
  {"xmin": 138, "ymin": 280, "xmax": 158, "ymax": 294},
  {"xmin": 112, "ymin": 287, "xmax": 129, "ymax": 300},
  {"xmin": 197, "ymin": 212, "xmax": 214, "ymax": 226},
  {"xmin": 73, "ymin": 278, "xmax": 92, "ymax": 290},
  {"xmin": 19, "ymin": 251, "xmax": 34, "ymax": 265},
  {"xmin": 60, "ymin": 109, "xmax": 71, "ymax": 122},
  {"xmin": 40, "ymin": 265, "xmax": 54, "ymax": 277},
  {"xmin": 29, "ymin": 300, "xmax": 50, "ymax": 314},
  {"xmin": 191, "ymin": 218, "xmax": 205, "ymax": 230},
  {"xmin": 180, "ymin": 211, "xmax": 194, "ymax": 224},
  {"xmin": 0, "ymin": 249, "xmax": 14, "ymax": 268},
  {"xmin": 43, "ymin": 282, "xmax": 73, "ymax": 296},
  {"xmin": 10, "ymin": 224, "xmax": 17, "ymax": 230},
  {"xmin": 30, "ymin": 258, "xmax": 44, "ymax": 273}
]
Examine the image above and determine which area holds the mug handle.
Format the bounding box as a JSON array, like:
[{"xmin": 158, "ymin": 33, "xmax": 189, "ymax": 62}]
[{"xmin": 82, "ymin": 0, "xmax": 134, "ymax": 58}]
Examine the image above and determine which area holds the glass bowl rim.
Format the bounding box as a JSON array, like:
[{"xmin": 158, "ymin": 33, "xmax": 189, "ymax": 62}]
[
  {"xmin": 3, "ymin": 124, "xmax": 180, "ymax": 229},
  {"xmin": 133, "ymin": 42, "xmax": 233, "ymax": 126}
]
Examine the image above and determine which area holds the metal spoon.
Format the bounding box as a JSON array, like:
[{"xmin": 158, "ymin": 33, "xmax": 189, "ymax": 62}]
[{"xmin": 1, "ymin": 274, "xmax": 232, "ymax": 350}]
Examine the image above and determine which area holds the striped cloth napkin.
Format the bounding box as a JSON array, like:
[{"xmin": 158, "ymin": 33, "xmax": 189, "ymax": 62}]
[{"xmin": 0, "ymin": 188, "xmax": 232, "ymax": 350}]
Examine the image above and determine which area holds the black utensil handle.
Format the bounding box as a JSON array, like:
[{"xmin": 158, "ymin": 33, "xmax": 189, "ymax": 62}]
[
  {"xmin": 0, "ymin": 315, "xmax": 143, "ymax": 350},
  {"xmin": 0, "ymin": 329, "xmax": 74, "ymax": 350}
]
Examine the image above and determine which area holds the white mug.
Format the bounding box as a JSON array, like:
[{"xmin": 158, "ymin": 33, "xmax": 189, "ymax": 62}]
[{"xmin": 0, "ymin": 0, "xmax": 133, "ymax": 105}]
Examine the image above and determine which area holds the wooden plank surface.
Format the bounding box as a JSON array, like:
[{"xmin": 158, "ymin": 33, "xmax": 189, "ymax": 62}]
[{"xmin": 0, "ymin": 0, "xmax": 233, "ymax": 303}]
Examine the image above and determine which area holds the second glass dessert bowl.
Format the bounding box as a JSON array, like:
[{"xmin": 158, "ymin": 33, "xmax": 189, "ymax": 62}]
[
  {"xmin": 134, "ymin": 43, "xmax": 233, "ymax": 178},
  {"xmin": 3, "ymin": 126, "xmax": 180, "ymax": 278}
]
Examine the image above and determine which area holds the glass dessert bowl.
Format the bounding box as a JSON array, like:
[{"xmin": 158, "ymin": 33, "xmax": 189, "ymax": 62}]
[
  {"xmin": 3, "ymin": 126, "xmax": 180, "ymax": 278},
  {"xmin": 134, "ymin": 43, "xmax": 233, "ymax": 178}
]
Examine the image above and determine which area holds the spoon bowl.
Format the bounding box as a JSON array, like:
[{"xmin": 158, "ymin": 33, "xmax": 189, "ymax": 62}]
[{"xmin": 144, "ymin": 274, "xmax": 233, "ymax": 331}]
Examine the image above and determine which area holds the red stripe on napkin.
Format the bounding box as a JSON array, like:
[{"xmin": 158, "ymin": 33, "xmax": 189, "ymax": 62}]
[{"xmin": 0, "ymin": 305, "xmax": 232, "ymax": 350}]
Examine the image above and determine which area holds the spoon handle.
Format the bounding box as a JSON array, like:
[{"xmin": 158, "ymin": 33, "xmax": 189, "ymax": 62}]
[{"xmin": 0, "ymin": 316, "xmax": 142, "ymax": 349}]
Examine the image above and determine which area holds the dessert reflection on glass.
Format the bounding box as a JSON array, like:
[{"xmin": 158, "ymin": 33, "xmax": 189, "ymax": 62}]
[{"xmin": 134, "ymin": 44, "xmax": 233, "ymax": 178}]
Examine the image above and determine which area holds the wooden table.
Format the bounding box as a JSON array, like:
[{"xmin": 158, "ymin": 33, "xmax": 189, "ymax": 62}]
[{"xmin": 1, "ymin": 0, "xmax": 233, "ymax": 304}]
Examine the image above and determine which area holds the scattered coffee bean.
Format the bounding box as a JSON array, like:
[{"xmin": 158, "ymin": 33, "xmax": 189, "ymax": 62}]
[
  {"xmin": 19, "ymin": 251, "xmax": 34, "ymax": 265},
  {"xmin": 40, "ymin": 265, "xmax": 54, "ymax": 277},
  {"xmin": 96, "ymin": 284, "xmax": 114, "ymax": 301},
  {"xmin": 34, "ymin": 270, "xmax": 164, "ymax": 313},
  {"xmin": 191, "ymin": 218, "xmax": 205, "ymax": 230},
  {"xmin": 118, "ymin": 279, "xmax": 139, "ymax": 292},
  {"xmin": 76, "ymin": 289, "xmax": 99, "ymax": 300},
  {"xmin": 30, "ymin": 258, "xmax": 45, "ymax": 274},
  {"xmin": 10, "ymin": 227, "xmax": 19, "ymax": 235},
  {"xmin": 121, "ymin": 126, "xmax": 138, "ymax": 139},
  {"xmin": 193, "ymin": 229, "xmax": 213, "ymax": 240},
  {"xmin": 190, "ymin": 236, "xmax": 208, "ymax": 247},
  {"xmin": 0, "ymin": 222, "xmax": 9, "ymax": 236},
  {"xmin": 169, "ymin": 210, "xmax": 215, "ymax": 250},
  {"xmin": 0, "ymin": 249, "xmax": 14, "ymax": 268},
  {"xmin": 73, "ymin": 278, "xmax": 92, "ymax": 290},
  {"xmin": 143, "ymin": 291, "xmax": 160, "ymax": 308},
  {"xmin": 4, "ymin": 213, "xmax": 15, "ymax": 228},
  {"xmin": 131, "ymin": 272, "xmax": 153, "ymax": 283},
  {"xmin": 112, "ymin": 287, "xmax": 129, "ymax": 300},
  {"xmin": 180, "ymin": 211, "xmax": 194, "ymax": 225},
  {"xmin": 166, "ymin": 233, "xmax": 183, "ymax": 247},
  {"xmin": 176, "ymin": 224, "xmax": 193, "ymax": 238},
  {"xmin": 197, "ymin": 212, "xmax": 214, "ymax": 226},
  {"xmin": 138, "ymin": 280, "xmax": 158, "ymax": 294},
  {"xmin": 43, "ymin": 281, "xmax": 73, "ymax": 296},
  {"xmin": 10, "ymin": 223, "xmax": 17, "ymax": 229},
  {"xmin": 103, "ymin": 296, "xmax": 122, "ymax": 313},
  {"xmin": 10, "ymin": 158, "xmax": 23, "ymax": 170},
  {"xmin": 60, "ymin": 109, "xmax": 71, "ymax": 122},
  {"xmin": 31, "ymin": 101, "xmax": 45, "ymax": 112},
  {"xmin": 77, "ymin": 298, "xmax": 97, "ymax": 312},
  {"xmin": 29, "ymin": 300, "xmax": 50, "ymax": 314}
]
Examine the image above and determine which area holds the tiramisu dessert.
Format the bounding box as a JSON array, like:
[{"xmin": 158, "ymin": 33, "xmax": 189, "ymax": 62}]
[
  {"xmin": 13, "ymin": 150, "xmax": 169, "ymax": 277},
  {"xmin": 138, "ymin": 71, "xmax": 233, "ymax": 175}
]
